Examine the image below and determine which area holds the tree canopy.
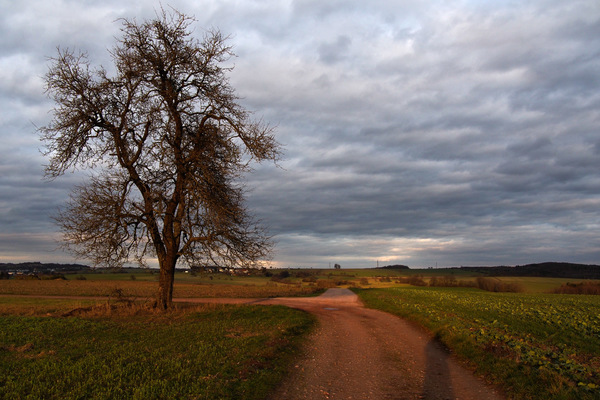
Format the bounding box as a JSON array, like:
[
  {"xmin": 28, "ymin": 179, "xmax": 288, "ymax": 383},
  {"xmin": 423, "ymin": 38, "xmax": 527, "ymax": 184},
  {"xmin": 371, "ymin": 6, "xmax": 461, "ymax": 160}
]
[{"xmin": 41, "ymin": 9, "xmax": 280, "ymax": 309}]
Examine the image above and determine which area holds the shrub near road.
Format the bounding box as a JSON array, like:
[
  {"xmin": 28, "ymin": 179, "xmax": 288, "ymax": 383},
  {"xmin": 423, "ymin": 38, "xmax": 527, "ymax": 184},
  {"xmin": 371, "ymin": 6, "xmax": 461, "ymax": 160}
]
[
  {"xmin": 356, "ymin": 287, "xmax": 600, "ymax": 400},
  {"xmin": 0, "ymin": 303, "xmax": 314, "ymax": 400}
]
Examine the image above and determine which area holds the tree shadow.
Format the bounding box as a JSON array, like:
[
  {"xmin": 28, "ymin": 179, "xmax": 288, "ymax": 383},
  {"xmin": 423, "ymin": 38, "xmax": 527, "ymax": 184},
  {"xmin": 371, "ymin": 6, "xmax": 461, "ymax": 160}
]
[{"xmin": 422, "ymin": 338, "xmax": 455, "ymax": 399}]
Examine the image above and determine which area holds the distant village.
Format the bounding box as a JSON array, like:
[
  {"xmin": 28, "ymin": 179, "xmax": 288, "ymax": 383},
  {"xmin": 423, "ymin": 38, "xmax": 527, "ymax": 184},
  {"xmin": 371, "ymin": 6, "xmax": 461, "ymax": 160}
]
[{"xmin": 0, "ymin": 262, "xmax": 91, "ymax": 278}]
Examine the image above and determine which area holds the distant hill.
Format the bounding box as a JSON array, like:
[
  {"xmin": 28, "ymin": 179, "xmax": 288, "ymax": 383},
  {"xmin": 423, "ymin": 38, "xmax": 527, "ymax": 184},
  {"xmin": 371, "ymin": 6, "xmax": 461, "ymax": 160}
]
[
  {"xmin": 0, "ymin": 262, "xmax": 91, "ymax": 274},
  {"xmin": 459, "ymin": 262, "xmax": 600, "ymax": 279},
  {"xmin": 377, "ymin": 264, "xmax": 410, "ymax": 270}
]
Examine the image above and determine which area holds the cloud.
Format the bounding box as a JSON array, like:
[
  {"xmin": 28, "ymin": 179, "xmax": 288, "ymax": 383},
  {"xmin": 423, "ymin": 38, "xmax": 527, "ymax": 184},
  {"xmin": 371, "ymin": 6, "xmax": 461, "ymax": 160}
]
[{"xmin": 1, "ymin": 0, "xmax": 599, "ymax": 267}]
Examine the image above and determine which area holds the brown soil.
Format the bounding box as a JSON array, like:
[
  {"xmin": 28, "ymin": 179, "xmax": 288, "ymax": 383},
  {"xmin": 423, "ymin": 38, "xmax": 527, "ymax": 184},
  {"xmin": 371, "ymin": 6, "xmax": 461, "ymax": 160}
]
[{"xmin": 185, "ymin": 288, "xmax": 505, "ymax": 400}]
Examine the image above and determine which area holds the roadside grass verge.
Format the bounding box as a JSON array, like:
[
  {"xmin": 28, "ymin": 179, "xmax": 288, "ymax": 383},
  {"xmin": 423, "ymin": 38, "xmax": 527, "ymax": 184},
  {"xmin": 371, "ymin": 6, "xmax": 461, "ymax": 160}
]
[
  {"xmin": 355, "ymin": 287, "xmax": 600, "ymax": 400},
  {"xmin": 0, "ymin": 302, "xmax": 315, "ymax": 400}
]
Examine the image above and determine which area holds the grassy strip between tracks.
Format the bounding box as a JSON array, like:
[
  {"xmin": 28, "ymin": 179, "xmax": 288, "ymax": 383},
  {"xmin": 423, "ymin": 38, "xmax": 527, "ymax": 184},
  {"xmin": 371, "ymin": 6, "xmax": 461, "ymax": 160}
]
[
  {"xmin": 355, "ymin": 286, "xmax": 600, "ymax": 400},
  {"xmin": 0, "ymin": 299, "xmax": 315, "ymax": 400}
]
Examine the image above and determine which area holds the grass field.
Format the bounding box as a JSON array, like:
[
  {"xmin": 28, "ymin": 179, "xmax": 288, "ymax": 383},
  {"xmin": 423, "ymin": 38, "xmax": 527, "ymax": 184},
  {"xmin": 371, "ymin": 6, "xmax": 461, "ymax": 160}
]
[
  {"xmin": 355, "ymin": 286, "xmax": 600, "ymax": 400},
  {"xmin": 0, "ymin": 298, "xmax": 315, "ymax": 400},
  {"xmin": 0, "ymin": 275, "xmax": 322, "ymax": 299},
  {"xmin": 2, "ymin": 267, "xmax": 580, "ymax": 295},
  {"xmin": 2, "ymin": 268, "xmax": 597, "ymax": 399}
]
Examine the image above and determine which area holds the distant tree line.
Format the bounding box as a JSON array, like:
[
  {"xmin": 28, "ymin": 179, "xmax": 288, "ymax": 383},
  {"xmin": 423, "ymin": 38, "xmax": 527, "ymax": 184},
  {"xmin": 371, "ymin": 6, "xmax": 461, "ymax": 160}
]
[
  {"xmin": 0, "ymin": 262, "xmax": 91, "ymax": 274},
  {"xmin": 377, "ymin": 264, "xmax": 409, "ymax": 270},
  {"xmin": 459, "ymin": 262, "xmax": 600, "ymax": 280}
]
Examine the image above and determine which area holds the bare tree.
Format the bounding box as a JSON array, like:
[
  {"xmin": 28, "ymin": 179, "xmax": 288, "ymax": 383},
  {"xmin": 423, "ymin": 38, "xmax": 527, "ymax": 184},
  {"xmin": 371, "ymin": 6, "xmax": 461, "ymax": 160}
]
[{"xmin": 40, "ymin": 9, "xmax": 280, "ymax": 309}]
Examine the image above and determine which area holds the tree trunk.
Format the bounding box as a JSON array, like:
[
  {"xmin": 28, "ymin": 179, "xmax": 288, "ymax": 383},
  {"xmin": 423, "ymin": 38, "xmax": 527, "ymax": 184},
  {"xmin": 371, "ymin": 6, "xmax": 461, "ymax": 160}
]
[{"xmin": 156, "ymin": 255, "xmax": 177, "ymax": 310}]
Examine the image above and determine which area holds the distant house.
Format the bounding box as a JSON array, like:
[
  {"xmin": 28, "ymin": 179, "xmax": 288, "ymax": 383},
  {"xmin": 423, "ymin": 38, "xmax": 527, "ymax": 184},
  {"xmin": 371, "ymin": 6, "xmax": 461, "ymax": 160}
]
[{"xmin": 189, "ymin": 265, "xmax": 254, "ymax": 275}]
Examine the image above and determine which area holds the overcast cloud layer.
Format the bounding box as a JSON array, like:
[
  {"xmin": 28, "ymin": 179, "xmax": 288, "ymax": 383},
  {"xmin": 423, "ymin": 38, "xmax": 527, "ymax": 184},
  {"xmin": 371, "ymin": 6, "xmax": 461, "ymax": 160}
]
[{"xmin": 1, "ymin": 0, "xmax": 599, "ymax": 268}]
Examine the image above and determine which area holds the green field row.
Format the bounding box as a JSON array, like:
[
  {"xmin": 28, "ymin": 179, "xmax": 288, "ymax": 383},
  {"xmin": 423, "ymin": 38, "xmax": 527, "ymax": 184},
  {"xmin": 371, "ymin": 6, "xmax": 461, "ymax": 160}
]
[{"xmin": 356, "ymin": 286, "xmax": 600, "ymax": 400}]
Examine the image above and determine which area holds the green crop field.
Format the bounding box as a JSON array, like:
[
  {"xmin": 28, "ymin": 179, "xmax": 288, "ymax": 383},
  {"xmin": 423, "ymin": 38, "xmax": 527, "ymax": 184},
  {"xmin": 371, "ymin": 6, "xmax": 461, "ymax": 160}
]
[
  {"xmin": 356, "ymin": 286, "xmax": 600, "ymax": 400},
  {"xmin": 0, "ymin": 299, "xmax": 315, "ymax": 400}
]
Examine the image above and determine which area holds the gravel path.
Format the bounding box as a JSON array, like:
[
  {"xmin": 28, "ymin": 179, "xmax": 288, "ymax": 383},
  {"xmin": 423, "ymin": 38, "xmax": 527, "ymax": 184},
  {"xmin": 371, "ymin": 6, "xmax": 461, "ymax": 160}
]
[{"xmin": 256, "ymin": 289, "xmax": 503, "ymax": 400}]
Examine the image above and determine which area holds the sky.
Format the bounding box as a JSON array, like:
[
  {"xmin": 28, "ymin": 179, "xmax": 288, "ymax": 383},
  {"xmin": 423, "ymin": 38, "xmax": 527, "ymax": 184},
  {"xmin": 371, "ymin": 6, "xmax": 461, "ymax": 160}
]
[{"xmin": 1, "ymin": 0, "xmax": 600, "ymax": 269}]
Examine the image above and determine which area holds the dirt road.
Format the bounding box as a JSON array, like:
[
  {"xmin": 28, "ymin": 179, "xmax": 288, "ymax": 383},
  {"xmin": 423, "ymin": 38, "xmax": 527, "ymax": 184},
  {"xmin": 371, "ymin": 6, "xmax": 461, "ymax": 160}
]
[{"xmin": 189, "ymin": 288, "xmax": 504, "ymax": 399}]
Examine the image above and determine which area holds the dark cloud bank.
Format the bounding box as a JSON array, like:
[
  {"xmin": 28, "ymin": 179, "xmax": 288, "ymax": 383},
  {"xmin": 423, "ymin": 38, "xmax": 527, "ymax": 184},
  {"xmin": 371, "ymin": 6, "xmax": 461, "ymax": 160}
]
[{"xmin": 1, "ymin": 0, "xmax": 599, "ymax": 268}]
